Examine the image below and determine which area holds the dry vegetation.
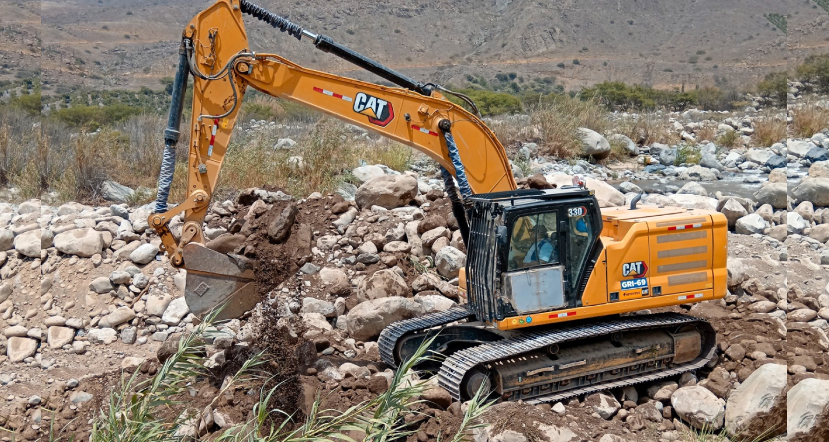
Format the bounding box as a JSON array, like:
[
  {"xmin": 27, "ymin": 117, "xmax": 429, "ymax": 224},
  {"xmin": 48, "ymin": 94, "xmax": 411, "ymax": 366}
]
[
  {"xmin": 752, "ymin": 116, "xmax": 786, "ymax": 147},
  {"xmin": 790, "ymin": 101, "xmax": 829, "ymax": 138}
]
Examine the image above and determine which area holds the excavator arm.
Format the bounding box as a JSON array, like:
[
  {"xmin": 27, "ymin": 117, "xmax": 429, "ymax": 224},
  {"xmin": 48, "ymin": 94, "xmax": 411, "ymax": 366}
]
[{"xmin": 148, "ymin": 0, "xmax": 516, "ymax": 318}]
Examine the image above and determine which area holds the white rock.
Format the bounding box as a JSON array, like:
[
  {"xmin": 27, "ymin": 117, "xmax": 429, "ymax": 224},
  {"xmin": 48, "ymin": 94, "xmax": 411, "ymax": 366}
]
[
  {"xmin": 13, "ymin": 230, "xmax": 41, "ymax": 258},
  {"xmin": 7, "ymin": 337, "xmax": 38, "ymax": 362},
  {"xmin": 671, "ymin": 386, "xmax": 725, "ymax": 430},
  {"xmin": 129, "ymin": 243, "xmax": 159, "ymax": 265},
  {"xmin": 787, "ymin": 378, "xmax": 829, "ymax": 437},
  {"xmin": 734, "ymin": 214, "xmax": 767, "ymax": 235},
  {"xmin": 87, "ymin": 328, "xmax": 118, "ymax": 345},
  {"xmin": 435, "ymin": 246, "xmax": 466, "ymax": 279},
  {"xmin": 724, "ymin": 363, "xmax": 786, "ymax": 439},
  {"xmin": 161, "ymin": 297, "xmax": 190, "ymax": 325},
  {"xmin": 100, "ymin": 307, "xmax": 136, "ymax": 328},
  {"xmin": 54, "ymin": 228, "xmax": 103, "ymax": 257},
  {"xmin": 47, "ymin": 326, "xmax": 75, "ymax": 349},
  {"xmin": 352, "ymin": 165, "xmax": 385, "ymax": 184},
  {"xmin": 346, "ymin": 297, "xmax": 425, "ymax": 341}
]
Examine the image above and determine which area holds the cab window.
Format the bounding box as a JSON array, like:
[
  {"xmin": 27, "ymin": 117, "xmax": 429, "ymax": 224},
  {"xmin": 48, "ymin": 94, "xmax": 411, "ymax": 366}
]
[{"xmin": 507, "ymin": 212, "xmax": 559, "ymax": 271}]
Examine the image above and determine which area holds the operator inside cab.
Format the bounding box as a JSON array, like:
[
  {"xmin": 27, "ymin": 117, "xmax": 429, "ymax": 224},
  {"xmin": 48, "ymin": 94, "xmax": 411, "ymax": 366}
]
[{"xmin": 508, "ymin": 212, "xmax": 559, "ymax": 270}]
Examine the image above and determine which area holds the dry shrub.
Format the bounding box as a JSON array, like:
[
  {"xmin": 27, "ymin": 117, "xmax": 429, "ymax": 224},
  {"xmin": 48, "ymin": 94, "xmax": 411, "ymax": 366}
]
[
  {"xmin": 612, "ymin": 113, "xmax": 679, "ymax": 147},
  {"xmin": 716, "ymin": 129, "xmax": 741, "ymax": 148},
  {"xmin": 752, "ymin": 117, "xmax": 786, "ymax": 147},
  {"xmin": 695, "ymin": 124, "xmax": 717, "ymax": 143},
  {"xmin": 791, "ymin": 102, "xmax": 829, "ymax": 138},
  {"xmin": 490, "ymin": 96, "xmax": 608, "ymax": 159}
]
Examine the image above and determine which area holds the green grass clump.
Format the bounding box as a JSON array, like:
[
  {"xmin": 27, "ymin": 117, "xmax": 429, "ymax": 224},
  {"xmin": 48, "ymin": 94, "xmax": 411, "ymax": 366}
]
[{"xmin": 675, "ymin": 144, "xmax": 702, "ymax": 165}]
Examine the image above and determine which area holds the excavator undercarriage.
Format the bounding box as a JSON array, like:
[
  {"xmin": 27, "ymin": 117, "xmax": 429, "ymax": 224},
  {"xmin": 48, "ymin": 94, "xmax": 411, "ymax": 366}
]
[{"xmin": 379, "ymin": 308, "xmax": 716, "ymax": 403}]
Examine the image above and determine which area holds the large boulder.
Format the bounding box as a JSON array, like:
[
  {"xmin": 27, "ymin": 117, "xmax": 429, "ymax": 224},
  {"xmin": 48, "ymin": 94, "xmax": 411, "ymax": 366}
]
[
  {"xmin": 744, "ymin": 149, "xmax": 774, "ymax": 164},
  {"xmin": 608, "ymin": 134, "xmax": 638, "ymax": 155},
  {"xmin": 724, "ymin": 363, "xmax": 786, "ymax": 439},
  {"xmin": 699, "ymin": 153, "xmax": 724, "ymax": 171},
  {"xmin": 792, "ymin": 178, "xmax": 829, "ymax": 207},
  {"xmin": 355, "ymin": 175, "xmax": 418, "ymax": 210},
  {"xmin": 352, "ymin": 165, "xmax": 385, "ymax": 184},
  {"xmin": 547, "ymin": 174, "xmax": 624, "ymax": 207},
  {"xmin": 129, "ymin": 243, "xmax": 159, "ymax": 265},
  {"xmin": 358, "ymin": 269, "xmax": 409, "ymax": 300},
  {"xmin": 7, "ymin": 337, "xmax": 38, "ymax": 362},
  {"xmin": 678, "ymin": 165, "xmax": 720, "ymax": 181},
  {"xmin": 13, "ymin": 230, "xmax": 40, "ymax": 258},
  {"xmin": 789, "ymin": 140, "xmax": 816, "ymax": 158},
  {"xmin": 810, "ymin": 161, "xmax": 829, "ymax": 178},
  {"xmin": 753, "ymin": 182, "xmax": 788, "ymax": 209},
  {"xmin": 671, "ymin": 386, "xmax": 725, "ymax": 430},
  {"xmin": 54, "ymin": 228, "xmax": 104, "ymax": 258},
  {"xmin": 577, "ymin": 128, "xmax": 611, "ymax": 159},
  {"xmin": 677, "ymin": 182, "xmax": 708, "ymax": 196},
  {"xmin": 0, "ymin": 229, "xmax": 13, "ymax": 251},
  {"xmin": 787, "ymin": 212, "xmax": 808, "ymax": 235},
  {"xmin": 435, "ymin": 246, "xmax": 466, "ymax": 279},
  {"xmin": 346, "ymin": 297, "xmax": 425, "ymax": 341},
  {"xmin": 719, "ymin": 198, "xmax": 748, "ymax": 228},
  {"xmin": 101, "ymin": 180, "xmax": 135, "ymax": 203},
  {"xmin": 47, "ymin": 326, "xmax": 75, "ymax": 349},
  {"xmin": 787, "ymin": 378, "xmax": 829, "ymax": 438},
  {"xmin": 734, "ymin": 214, "xmax": 768, "ymax": 235}
]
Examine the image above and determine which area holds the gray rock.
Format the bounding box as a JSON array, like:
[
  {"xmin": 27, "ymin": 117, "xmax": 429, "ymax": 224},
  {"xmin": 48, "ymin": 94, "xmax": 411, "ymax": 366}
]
[
  {"xmin": 671, "ymin": 386, "xmax": 725, "ymax": 430},
  {"xmin": 787, "ymin": 378, "xmax": 829, "ymax": 437},
  {"xmin": 765, "ymin": 155, "xmax": 786, "ymax": 169},
  {"xmin": 720, "ymin": 198, "xmax": 748, "ymax": 228},
  {"xmin": 792, "ymin": 178, "xmax": 829, "ymax": 207},
  {"xmin": 619, "ymin": 182, "xmax": 643, "ymax": 194},
  {"xmin": 101, "ymin": 180, "xmax": 135, "ymax": 204},
  {"xmin": 677, "ymin": 182, "xmax": 708, "ymax": 196},
  {"xmin": 89, "ymin": 277, "xmax": 114, "ymax": 294},
  {"xmin": 129, "ymin": 243, "xmax": 159, "ymax": 265},
  {"xmin": 679, "ymin": 165, "xmax": 720, "ymax": 181},
  {"xmin": 787, "ymin": 212, "xmax": 808, "ymax": 235},
  {"xmin": 435, "ymin": 246, "xmax": 466, "ymax": 279},
  {"xmin": 355, "ymin": 175, "xmax": 418, "ymax": 210},
  {"xmin": 735, "ymin": 214, "xmax": 768, "ymax": 235},
  {"xmin": 100, "ymin": 307, "xmax": 136, "ymax": 328},
  {"xmin": 358, "ymin": 268, "xmax": 409, "ymax": 300},
  {"xmin": 69, "ymin": 391, "xmax": 93, "ymax": 404},
  {"xmin": 267, "ymin": 203, "xmax": 298, "ymax": 243},
  {"xmin": 577, "ymin": 128, "xmax": 611, "ymax": 159},
  {"xmin": 0, "ymin": 229, "xmax": 13, "ymax": 251},
  {"xmin": 788, "ymin": 140, "xmax": 814, "ymax": 158},
  {"xmin": 724, "ymin": 363, "xmax": 786, "ymax": 440},
  {"xmin": 161, "ymin": 297, "xmax": 190, "ymax": 325},
  {"xmin": 753, "ymin": 182, "xmax": 788, "ymax": 209},
  {"xmin": 301, "ymin": 297, "xmax": 336, "ymax": 318},
  {"xmin": 121, "ymin": 327, "xmax": 137, "ymax": 344},
  {"xmin": 7, "ymin": 337, "xmax": 38, "ymax": 362},
  {"xmin": 47, "ymin": 326, "xmax": 75, "ymax": 349},
  {"xmin": 12, "ymin": 229, "xmax": 40, "ymax": 258},
  {"xmin": 54, "ymin": 228, "xmax": 104, "ymax": 258},
  {"xmin": 352, "ymin": 165, "xmax": 385, "ymax": 184},
  {"xmin": 346, "ymin": 297, "xmax": 425, "ymax": 341},
  {"xmin": 109, "ymin": 270, "xmax": 132, "ymax": 285},
  {"xmin": 806, "ymin": 147, "xmax": 828, "ymax": 163},
  {"xmin": 608, "ymin": 134, "xmax": 638, "ymax": 155},
  {"xmin": 699, "ymin": 153, "xmax": 724, "ymax": 171},
  {"xmin": 659, "ymin": 148, "xmax": 677, "ymax": 166}
]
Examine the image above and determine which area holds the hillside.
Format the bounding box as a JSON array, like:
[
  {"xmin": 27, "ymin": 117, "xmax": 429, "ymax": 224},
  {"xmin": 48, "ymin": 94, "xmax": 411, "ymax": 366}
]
[{"xmin": 33, "ymin": 0, "xmax": 820, "ymax": 97}]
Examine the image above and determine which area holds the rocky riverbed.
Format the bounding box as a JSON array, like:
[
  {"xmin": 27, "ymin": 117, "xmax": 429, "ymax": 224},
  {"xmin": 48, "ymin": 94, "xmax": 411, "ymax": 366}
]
[{"xmin": 1, "ymin": 95, "xmax": 829, "ymax": 440}]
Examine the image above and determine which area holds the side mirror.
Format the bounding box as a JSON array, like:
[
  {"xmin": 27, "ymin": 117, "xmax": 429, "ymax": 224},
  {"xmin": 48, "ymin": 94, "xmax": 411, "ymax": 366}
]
[{"xmin": 496, "ymin": 225, "xmax": 508, "ymax": 246}]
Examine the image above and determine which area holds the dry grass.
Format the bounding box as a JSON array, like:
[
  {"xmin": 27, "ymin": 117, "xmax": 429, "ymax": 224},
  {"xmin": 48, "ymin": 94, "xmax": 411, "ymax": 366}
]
[
  {"xmin": 16, "ymin": 112, "xmax": 411, "ymax": 205},
  {"xmin": 613, "ymin": 113, "xmax": 680, "ymax": 147},
  {"xmin": 695, "ymin": 124, "xmax": 717, "ymax": 143},
  {"xmin": 716, "ymin": 129, "xmax": 741, "ymax": 149},
  {"xmin": 490, "ymin": 96, "xmax": 609, "ymax": 160},
  {"xmin": 790, "ymin": 102, "xmax": 829, "ymax": 138},
  {"xmin": 752, "ymin": 116, "xmax": 786, "ymax": 147}
]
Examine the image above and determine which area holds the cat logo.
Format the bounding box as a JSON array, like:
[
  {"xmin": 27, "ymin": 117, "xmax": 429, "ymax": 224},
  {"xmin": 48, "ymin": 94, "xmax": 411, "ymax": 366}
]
[
  {"xmin": 622, "ymin": 261, "xmax": 648, "ymax": 278},
  {"xmin": 353, "ymin": 92, "xmax": 394, "ymax": 127}
]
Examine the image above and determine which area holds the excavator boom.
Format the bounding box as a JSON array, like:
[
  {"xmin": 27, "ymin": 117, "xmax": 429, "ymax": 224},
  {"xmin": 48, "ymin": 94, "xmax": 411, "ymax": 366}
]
[{"xmin": 149, "ymin": 0, "xmax": 516, "ymax": 317}]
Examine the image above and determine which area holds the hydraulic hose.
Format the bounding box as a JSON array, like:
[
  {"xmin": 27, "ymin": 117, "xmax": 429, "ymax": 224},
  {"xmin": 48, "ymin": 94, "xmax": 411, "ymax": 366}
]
[{"xmin": 154, "ymin": 41, "xmax": 190, "ymax": 213}]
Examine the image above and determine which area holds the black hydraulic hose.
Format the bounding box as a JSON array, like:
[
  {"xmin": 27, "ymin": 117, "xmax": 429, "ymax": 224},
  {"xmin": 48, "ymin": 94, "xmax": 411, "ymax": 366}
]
[
  {"xmin": 154, "ymin": 40, "xmax": 191, "ymax": 214},
  {"xmin": 630, "ymin": 192, "xmax": 643, "ymax": 210},
  {"xmin": 238, "ymin": 0, "xmax": 432, "ymax": 96}
]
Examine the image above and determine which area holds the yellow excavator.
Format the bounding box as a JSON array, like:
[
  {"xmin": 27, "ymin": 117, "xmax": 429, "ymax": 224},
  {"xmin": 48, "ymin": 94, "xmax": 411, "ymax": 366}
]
[{"xmin": 150, "ymin": 0, "xmax": 727, "ymax": 404}]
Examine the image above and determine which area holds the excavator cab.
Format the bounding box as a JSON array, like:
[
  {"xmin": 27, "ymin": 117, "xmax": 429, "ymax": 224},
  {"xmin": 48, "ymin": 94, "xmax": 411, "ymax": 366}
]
[{"xmin": 465, "ymin": 188, "xmax": 603, "ymax": 324}]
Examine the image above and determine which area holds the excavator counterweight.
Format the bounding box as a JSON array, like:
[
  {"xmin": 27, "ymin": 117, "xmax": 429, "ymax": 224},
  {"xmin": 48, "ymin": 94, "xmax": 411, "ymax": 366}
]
[{"xmin": 151, "ymin": 0, "xmax": 727, "ymax": 402}]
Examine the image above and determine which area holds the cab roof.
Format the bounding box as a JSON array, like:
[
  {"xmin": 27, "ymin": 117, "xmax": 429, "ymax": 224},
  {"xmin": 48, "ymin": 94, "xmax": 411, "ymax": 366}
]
[{"xmin": 471, "ymin": 187, "xmax": 593, "ymax": 208}]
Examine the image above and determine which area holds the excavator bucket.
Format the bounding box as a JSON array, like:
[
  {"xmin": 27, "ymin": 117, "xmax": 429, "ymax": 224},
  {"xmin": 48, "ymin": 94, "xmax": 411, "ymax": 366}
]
[{"xmin": 181, "ymin": 243, "xmax": 259, "ymax": 321}]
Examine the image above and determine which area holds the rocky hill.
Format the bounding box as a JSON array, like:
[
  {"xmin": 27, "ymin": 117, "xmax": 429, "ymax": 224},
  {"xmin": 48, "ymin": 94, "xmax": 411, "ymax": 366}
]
[{"xmin": 30, "ymin": 0, "xmax": 822, "ymax": 95}]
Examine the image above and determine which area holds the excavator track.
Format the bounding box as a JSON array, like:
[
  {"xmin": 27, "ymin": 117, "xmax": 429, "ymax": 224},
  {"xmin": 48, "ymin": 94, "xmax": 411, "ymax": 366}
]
[
  {"xmin": 379, "ymin": 306, "xmax": 474, "ymax": 368},
  {"xmin": 437, "ymin": 313, "xmax": 716, "ymax": 403}
]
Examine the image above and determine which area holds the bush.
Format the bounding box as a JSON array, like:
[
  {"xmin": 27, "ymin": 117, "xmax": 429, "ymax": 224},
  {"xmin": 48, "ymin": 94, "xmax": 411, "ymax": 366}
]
[
  {"xmin": 791, "ymin": 102, "xmax": 829, "ymax": 138},
  {"xmin": 446, "ymin": 89, "xmax": 522, "ymax": 116},
  {"xmin": 9, "ymin": 89, "xmax": 41, "ymax": 116},
  {"xmin": 53, "ymin": 104, "xmax": 143, "ymax": 130},
  {"xmin": 752, "ymin": 117, "xmax": 786, "ymax": 147},
  {"xmin": 716, "ymin": 129, "xmax": 740, "ymax": 148},
  {"xmin": 756, "ymin": 71, "xmax": 787, "ymax": 105},
  {"xmin": 675, "ymin": 144, "xmax": 701, "ymax": 165},
  {"xmin": 796, "ymin": 54, "xmax": 829, "ymax": 93}
]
